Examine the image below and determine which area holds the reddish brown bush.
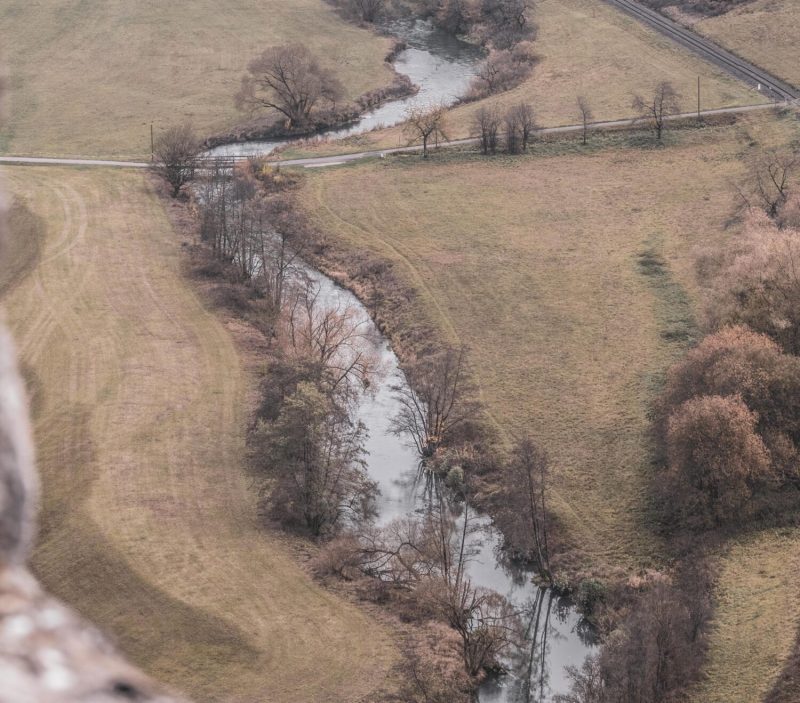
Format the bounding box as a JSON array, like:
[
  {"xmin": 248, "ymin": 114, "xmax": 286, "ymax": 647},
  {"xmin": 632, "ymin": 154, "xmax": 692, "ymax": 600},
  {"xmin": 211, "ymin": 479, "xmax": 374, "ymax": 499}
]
[
  {"xmin": 665, "ymin": 394, "xmax": 773, "ymax": 528},
  {"xmin": 709, "ymin": 215, "xmax": 800, "ymax": 354},
  {"xmin": 658, "ymin": 325, "xmax": 800, "ymax": 478}
]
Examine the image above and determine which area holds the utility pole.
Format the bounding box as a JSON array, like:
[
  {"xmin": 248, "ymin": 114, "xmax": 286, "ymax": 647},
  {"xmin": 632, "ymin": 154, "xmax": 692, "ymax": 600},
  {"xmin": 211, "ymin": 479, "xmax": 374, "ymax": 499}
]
[
  {"xmin": 697, "ymin": 76, "xmax": 701, "ymax": 119},
  {"xmin": 150, "ymin": 122, "xmax": 154, "ymax": 162}
]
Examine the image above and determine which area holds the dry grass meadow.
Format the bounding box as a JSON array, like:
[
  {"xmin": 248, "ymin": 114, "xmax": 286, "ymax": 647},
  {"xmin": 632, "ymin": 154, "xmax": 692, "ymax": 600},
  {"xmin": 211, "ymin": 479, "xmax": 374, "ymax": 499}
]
[
  {"xmin": 445, "ymin": 0, "xmax": 763, "ymax": 132},
  {"xmin": 278, "ymin": 0, "xmax": 763, "ymax": 159},
  {"xmin": 688, "ymin": 528, "xmax": 800, "ymax": 703},
  {"xmin": 302, "ymin": 113, "xmax": 800, "ymax": 701},
  {"xmin": 0, "ymin": 165, "xmax": 399, "ymax": 702},
  {"xmin": 692, "ymin": 0, "xmax": 800, "ymax": 88},
  {"xmin": 0, "ymin": 0, "xmax": 395, "ymax": 159}
]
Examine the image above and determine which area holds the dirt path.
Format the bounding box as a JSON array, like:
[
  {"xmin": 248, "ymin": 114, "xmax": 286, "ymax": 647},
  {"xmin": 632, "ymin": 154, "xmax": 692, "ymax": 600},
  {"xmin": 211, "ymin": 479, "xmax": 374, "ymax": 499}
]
[{"xmin": 0, "ymin": 167, "xmax": 399, "ymax": 702}]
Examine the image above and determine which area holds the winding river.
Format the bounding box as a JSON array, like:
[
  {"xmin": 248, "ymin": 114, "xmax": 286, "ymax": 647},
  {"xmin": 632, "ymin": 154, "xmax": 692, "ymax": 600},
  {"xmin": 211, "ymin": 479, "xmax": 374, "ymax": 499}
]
[
  {"xmin": 206, "ymin": 19, "xmax": 482, "ymax": 158},
  {"xmin": 215, "ymin": 20, "xmax": 597, "ymax": 700},
  {"xmin": 310, "ymin": 267, "xmax": 596, "ymax": 702}
]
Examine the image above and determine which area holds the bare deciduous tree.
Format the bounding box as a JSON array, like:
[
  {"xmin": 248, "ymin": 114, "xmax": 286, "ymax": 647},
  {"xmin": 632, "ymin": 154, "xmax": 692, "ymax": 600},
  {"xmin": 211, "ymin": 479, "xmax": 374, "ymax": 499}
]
[
  {"xmin": 666, "ymin": 394, "xmax": 773, "ymax": 528},
  {"xmin": 391, "ymin": 346, "xmax": 477, "ymax": 458},
  {"xmin": 556, "ymin": 656, "xmax": 607, "ymax": 703},
  {"xmin": 710, "ymin": 217, "xmax": 800, "ymax": 355},
  {"xmin": 349, "ymin": 0, "xmax": 386, "ymax": 22},
  {"xmin": 253, "ymin": 380, "xmax": 376, "ymax": 537},
  {"xmin": 469, "ymin": 44, "xmax": 537, "ymax": 97},
  {"xmin": 437, "ymin": 0, "xmax": 477, "ymax": 35},
  {"xmin": 424, "ymin": 502, "xmax": 522, "ymax": 677},
  {"xmin": 196, "ymin": 161, "xmax": 310, "ymax": 326},
  {"xmin": 736, "ymin": 148, "xmax": 798, "ymax": 220},
  {"xmin": 657, "ymin": 324, "xmax": 800, "ymax": 474},
  {"xmin": 505, "ymin": 101, "xmax": 536, "ymax": 153},
  {"xmin": 403, "ymin": 104, "xmax": 449, "ymax": 158},
  {"xmin": 236, "ymin": 44, "xmax": 345, "ymax": 128},
  {"xmin": 283, "ymin": 282, "xmax": 379, "ymax": 393},
  {"xmin": 498, "ymin": 437, "xmax": 551, "ymax": 577},
  {"xmin": 152, "ymin": 123, "xmax": 200, "ymax": 197},
  {"xmin": 631, "ymin": 81, "xmax": 681, "ymax": 141},
  {"xmin": 577, "ymin": 95, "xmax": 593, "ymax": 145},
  {"xmin": 255, "ymin": 195, "xmax": 312, "ymax": 319},
  {"xmin": 479, "ymin": 0, "xmax": 537, "ymax": 48},
  {"xmin": 473, "ymin": 105, "xmax": 501, "ymax": 155}
]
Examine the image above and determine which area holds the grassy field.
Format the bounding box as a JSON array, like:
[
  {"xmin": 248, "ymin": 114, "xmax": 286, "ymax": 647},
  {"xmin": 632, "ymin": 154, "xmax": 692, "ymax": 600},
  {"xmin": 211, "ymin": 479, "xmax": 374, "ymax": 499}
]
[
  {"xmin": 688, "ymin": 528, "xmax": 800, "ymax": 703},
  {"xmin": 0, "ymin": 199, "xmax": 43, "ymax": 297},
  {"xmin": 303, "ymin": 122, "xmax": 761, "ymax": 569},
  {"xmin": 0, "ymin": 165, "xmax": 399, "ymax": 702},
  {"xmin": 278, "ymin": 0, "xmax": 762, "ymax": 159},
  {"xmin": 0, "ymin": 0, "xmax": 395, "ymax": 159},
  {"xmin": 301, "ymin": 113, "xmax": 800, "ymax": 699},
  {"xmin": 692, "ymin": 0, "xmax": 800, "ymax": 88}
]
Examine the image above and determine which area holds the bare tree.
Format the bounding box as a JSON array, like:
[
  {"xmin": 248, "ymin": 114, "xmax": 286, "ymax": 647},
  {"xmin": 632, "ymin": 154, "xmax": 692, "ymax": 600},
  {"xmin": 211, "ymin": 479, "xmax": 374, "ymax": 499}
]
[
  {"xmin": 505, "ymin": 102, "xmax": 536, "ymax": 153},
  {"xmin": 469, "ymin": 45, "xmax": 537, "ymax": 98},
  {"xmin": 284, "ymin": 281, "xmax": 378, "ymax": 394},
  {"xmin": 666, "ymin": 394, "xmax": 772, "ymax": 529},
  {"xmin": 196, "ymin": 161, "xmax": 311, "ymax": 326},
  {"xmin": 479, "ymin": 0, "xmax": 537, "ymax": 48},
  {"xmin": 577, "ymin": 95, "xmax": 593, "ymax": 145},
  {"xmin": 391, "ymin": 346, "xmax": 477, "ymax": 458},
  {"xmin": 349, "ymin": 0, "xmax": 386, "ymax": 22},
  {"xmin": 556, "ymin": 657, "xmax": 607, "ymax": 703},
  {"xmin": 710, "ymin": 222, "xmax": 800, "ymax": 355},
  {"xmin": 437, "ymin": 0, "xmax": 477, "ymax": 35},
  {"xmin": 403, "ymin": 104, "xmax": 449, "ymax": 158},
  {"xmin": 425, "ymin": 502, "xmax": 522, "ymax": 677},
  {"xmin": 253, "ymin": 381, "xmax": 376, "ymax": 537},
  {"xmin": 631, "ymin": 81, "xmax": 681, "ymax": 141},
  {"xmin": 255, "ymin": 196, "xmax": 312, "ymax": 319},
  {"xmin": 474, "ymin": 105, "xmax": 501, "ymax": 155},
  {"xmin": 355, "ymin": 517, "xmax": 442, "ymax": 586},
  {"xmin": 498, "ymin": 437, "xmax": 551, "ymax": 578},
  {"xmin": 236, "ymin": 44, "xmax": 345, "ymax": 128},
  {"xmin": 152, "ymin": 123, "xmax": 200, "ymax": 197},
  {"xmin": 736, "ymin": 148, "xmax": 798, "ymax": 220}
]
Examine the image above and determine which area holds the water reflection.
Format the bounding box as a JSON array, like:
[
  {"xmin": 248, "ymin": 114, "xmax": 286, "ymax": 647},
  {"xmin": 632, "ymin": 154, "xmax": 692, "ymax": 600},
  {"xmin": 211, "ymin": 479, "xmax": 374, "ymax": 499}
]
[{"xmin": 307, "ymin": 269, "xmax": 596, "ymax": 701}]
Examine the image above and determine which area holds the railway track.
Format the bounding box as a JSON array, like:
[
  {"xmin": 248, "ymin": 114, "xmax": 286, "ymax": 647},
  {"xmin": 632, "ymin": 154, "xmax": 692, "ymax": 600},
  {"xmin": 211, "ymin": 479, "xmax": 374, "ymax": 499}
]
[{"xmin": 604, "ymin": 0, "xmax": 800, "ymax": 101}]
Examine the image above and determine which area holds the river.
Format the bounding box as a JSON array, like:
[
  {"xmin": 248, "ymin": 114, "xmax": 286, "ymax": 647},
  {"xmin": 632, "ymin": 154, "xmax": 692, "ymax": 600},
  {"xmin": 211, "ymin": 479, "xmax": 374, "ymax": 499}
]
[
  {"xmin": 205, "ymin": 19, "xmax": 482, "ymax": 158},
  {"xmin": 309, "ymin": 268, "xmax": 596, "ymax": 703},
  {"xmin": 215, "ymin": 18, "xmax": 597, "ymax": 700}
]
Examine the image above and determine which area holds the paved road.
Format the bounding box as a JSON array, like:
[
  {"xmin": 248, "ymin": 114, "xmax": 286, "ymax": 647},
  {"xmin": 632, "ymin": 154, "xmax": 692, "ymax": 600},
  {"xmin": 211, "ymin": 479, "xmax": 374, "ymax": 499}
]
[
  {"xmin": 604, "ymin": 0, "xmax": 799, "ymax": 101},
  {"xmin": 0, "ymin": 101, "xmax": 792, "ymax": 171}
]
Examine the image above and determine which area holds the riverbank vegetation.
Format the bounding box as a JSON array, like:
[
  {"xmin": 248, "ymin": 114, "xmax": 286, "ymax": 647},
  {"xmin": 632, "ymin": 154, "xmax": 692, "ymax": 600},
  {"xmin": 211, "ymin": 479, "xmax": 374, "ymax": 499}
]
[{"xmin": 159, "ymin": 154, "xmax": 533, "ymax": 694}]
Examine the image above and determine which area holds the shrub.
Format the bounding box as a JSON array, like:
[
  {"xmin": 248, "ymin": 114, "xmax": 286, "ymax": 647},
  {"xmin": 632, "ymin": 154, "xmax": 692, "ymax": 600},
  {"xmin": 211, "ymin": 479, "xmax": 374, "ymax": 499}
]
[
  {"xmin": 576, "ymin": 579, "xmax": 606, "ymax": 615},
  {"xmin": 665, "ymin": 394, "xmax": 773, "ymax": 528},
  {"xmin": 710, "ymin": 218, "xmax": 800, "ymax": 355},
  {"xmin": 468, "ymin": 46, "xmax": 537, "ymax": 98},
  {"xmin": 658, "ymin": 325, "xmax": 800, "ymax": 478},
  {"xmin": 312, "ymin": 534, "xmax": 364, "ymax": 580}
]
